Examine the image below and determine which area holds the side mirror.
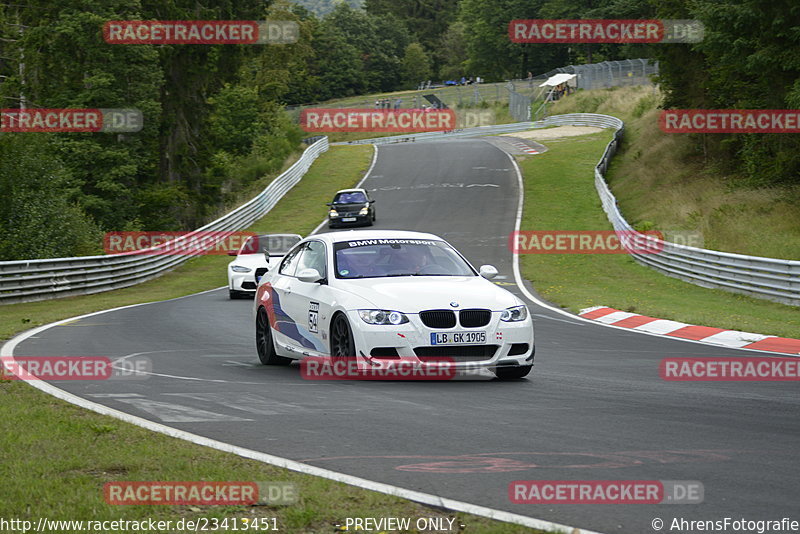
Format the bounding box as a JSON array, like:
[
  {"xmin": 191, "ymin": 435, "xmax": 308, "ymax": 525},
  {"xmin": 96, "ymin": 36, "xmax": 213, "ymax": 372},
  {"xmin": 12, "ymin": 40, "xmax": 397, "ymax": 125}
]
[
  {"xmin": 297, "ymin": 268, "xmax": 322, "ymax": 283},
  {"xmin": 227, "ymin": 250, "xmax": 238, "ymax": 256},
  {"xmin": 369, "ymin": 199, "xmax": 376, "ymax": 204},
  {"xmin": 479, "ymin": 265, "xmax": 498, "ymax": 279},
  {"xmin": 326, "ymin": 202, "xmax": 333, "ymax": 207}
]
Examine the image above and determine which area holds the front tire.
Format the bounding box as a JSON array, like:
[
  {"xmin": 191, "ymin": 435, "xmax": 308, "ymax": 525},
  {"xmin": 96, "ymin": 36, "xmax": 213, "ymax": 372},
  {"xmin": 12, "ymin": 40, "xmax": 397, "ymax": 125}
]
[
  {"xmin": 494, "ymin": 364, "xmax": 533, "ymax": 380},
  {"xmin": 330, "ymin": 313, "xmax": 356, "ymax": 358},
  {"xmin": 256, "ymin": 308, "xmax": 291, "ymax": 365}
]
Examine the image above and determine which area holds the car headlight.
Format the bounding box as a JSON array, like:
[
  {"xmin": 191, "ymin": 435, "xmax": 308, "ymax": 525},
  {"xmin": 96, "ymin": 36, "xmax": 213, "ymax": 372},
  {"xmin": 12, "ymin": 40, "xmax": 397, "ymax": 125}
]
[
  {"xmin": 358, "ymin": 310, "xmax": 409, "ymax": 325},
  {"xmin": 359, "ymin": 206, "xmax": 369, "ymax": 215},
  {"xmin": 500, "ymin": 305, "xmax": 528, "ymax": 322},
  {"xmin": 329, "ymin": 209, "xmax": 339, "ymax": 217},
  {"xmin": 230, "ymin": 265, "xmax": 252, "ymax": 273}
]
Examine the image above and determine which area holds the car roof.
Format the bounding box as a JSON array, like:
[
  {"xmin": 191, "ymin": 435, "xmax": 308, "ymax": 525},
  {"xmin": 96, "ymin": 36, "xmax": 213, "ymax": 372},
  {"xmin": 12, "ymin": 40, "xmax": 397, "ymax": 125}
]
[
  {"xmin": 333, "ymin": 188, "xmax": 368, "ymax": 194},
  {"xmin": 253, "ymin": 233, "xmax": 302, "ymax": 239},
  {"xmin": 311, "ymin": 229, "xmax": 444, "ymax": 245}
]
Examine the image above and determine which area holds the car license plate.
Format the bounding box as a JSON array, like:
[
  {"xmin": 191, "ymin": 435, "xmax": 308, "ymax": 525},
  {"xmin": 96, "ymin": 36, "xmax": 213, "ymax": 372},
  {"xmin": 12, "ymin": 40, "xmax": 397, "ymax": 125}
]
[
  {"xmin": 341, "ymin": 217, "xmax": 356, "ymax": 222},
  {"xmin": 430, "ymin": 331, "xmax": 486, "ymax": 345}
]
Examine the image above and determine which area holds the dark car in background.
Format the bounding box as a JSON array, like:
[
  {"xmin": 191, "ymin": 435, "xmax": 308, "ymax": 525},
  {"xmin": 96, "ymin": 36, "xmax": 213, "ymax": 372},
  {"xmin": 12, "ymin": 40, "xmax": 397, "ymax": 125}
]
[{"xmin": 327, "ymin": 188, "xmax": 376, "ymax": 228}]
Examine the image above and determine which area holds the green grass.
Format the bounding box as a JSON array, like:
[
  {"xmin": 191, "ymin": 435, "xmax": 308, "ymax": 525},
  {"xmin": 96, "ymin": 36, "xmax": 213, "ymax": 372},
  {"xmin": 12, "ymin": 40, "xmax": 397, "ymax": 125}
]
[
  {"xmin": 517, "ymin": 132, "xmax": 800, "ymax": 339},
  {"xmin": 549, "ymin": 86, "xmax": 800, "ymax": 260},
  {"xmin": 1, "ymin": 144, "xmax": 547, "ymax": 533},
  {"xmin": 0, "ymin": 380, "xmax": 543, "ymax": 533}
]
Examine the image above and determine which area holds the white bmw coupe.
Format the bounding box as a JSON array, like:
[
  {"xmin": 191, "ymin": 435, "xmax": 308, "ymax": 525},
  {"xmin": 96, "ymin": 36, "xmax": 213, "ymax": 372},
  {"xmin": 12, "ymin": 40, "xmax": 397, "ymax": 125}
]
[{"xmin": 253, "ymin": 230, "xmax": 534, "ymax": 379}]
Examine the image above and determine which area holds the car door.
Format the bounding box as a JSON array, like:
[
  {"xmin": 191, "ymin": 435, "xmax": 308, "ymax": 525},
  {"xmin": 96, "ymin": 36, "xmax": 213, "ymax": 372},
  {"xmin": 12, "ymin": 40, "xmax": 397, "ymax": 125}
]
[
  {"xmin": 286, "ymin": 239, "xmax": 334, "ymax": 355},
  {"xmin": 267, "ymin": 243, "xmax": 305, "ymax": 351}
]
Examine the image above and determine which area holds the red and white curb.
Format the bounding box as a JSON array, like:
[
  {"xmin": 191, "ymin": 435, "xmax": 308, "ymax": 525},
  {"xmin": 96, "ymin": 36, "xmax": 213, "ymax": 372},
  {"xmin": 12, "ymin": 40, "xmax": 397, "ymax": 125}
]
[
  {"xmin": 507, "ymin": 140, "xmax": 540, "ymax": 154},
  {"xmin": 580, "ymin": 306, "xmax": 800, "ymax": 355}
]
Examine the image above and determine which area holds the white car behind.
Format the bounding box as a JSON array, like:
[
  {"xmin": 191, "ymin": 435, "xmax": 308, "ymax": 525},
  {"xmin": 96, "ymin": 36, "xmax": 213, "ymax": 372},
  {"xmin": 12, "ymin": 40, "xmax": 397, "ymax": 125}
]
[{"xmin": 227, "ymin": 234, "xmax": 301, "ymax": 299}]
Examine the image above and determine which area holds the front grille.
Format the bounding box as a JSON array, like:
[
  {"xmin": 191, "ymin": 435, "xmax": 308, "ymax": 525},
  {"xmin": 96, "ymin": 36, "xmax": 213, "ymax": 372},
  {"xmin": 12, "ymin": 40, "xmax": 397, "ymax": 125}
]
[
  {"xmin": 241, "ymin": 281, "xmax": 257, "ymax": 290},
  {"xmin": 419, "ymin": 310, "xmax": 456, "ymax": 329},
  {"xmin": 459, "ymin": 309, "xmax": 491, "ymax": 327},
  {"xmin": 414, "ymin": 345, "xmax": 498, "ymax": 362}
]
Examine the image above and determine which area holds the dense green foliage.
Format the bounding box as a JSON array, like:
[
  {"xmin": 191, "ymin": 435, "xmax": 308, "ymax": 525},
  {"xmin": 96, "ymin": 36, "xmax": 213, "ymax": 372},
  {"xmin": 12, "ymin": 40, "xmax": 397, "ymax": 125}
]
[
  {"xmin": 653, "ymin": 0, "xmax": 800, "ymax": 187},
  {"xmin": 0, "ymin": 0, "xmax": 796, "ymax": 260}
]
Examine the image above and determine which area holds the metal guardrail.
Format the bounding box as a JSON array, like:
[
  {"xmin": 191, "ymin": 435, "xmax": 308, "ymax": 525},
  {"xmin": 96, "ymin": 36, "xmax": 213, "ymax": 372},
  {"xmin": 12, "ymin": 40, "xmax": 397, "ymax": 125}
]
[
  {"xmin": 5, "ymin": 111, "xmax": 797, "ymax": 307},
  {"xmin": 0, "ymin": 137, "xmax": 330, "ymax": 305},
  {"xmin": 346, "ymin": 112, "xmax": 799, "ymax": 306},
  {"xmin": 334, "ymin": 122, "xmax": 536, "ymax": 146},
  {"xmin": 335, "ymin": 114, "xmax": 622, "ymax": 146},
  {"xmin": 589, "ymin": 118, "xmax": 800, "ymax": 307}
]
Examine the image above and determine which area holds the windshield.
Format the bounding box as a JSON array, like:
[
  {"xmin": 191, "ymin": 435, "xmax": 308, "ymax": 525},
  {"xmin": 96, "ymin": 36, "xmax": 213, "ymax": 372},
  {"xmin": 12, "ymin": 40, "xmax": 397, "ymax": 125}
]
[
  {"xmin": 333, "ymin": 191, "xmax": 367, "ymax": 204},
  {"xmin": 333, "ymin": 238, "xmax": 475, "ymax": 279}
]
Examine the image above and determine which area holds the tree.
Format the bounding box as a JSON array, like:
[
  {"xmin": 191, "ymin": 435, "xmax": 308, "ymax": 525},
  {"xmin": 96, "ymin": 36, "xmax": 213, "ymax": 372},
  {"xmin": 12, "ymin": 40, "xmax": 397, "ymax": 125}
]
[
  {"xmin": 653, "ymin": 0, "xmax": 800, "ymax": 185},
  {"xmin": 365, "ymin": 0, "xmax": 460, "ymax": 75},
  {"xmin": 401, "ymin": 42, "xmax": 432, "ymax": 87},
  {"xmin": 0, "ymin": 134, "xmax": 101, "ymax": 260},
  {"xmin": 436, "ymin": 21, "xmax": 469, "ymax": 81}
]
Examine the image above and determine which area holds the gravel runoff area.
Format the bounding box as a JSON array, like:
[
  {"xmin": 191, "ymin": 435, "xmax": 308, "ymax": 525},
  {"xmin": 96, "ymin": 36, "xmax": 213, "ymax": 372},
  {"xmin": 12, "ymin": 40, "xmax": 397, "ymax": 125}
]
[{"xmin": 502, "ymin": 125, "xmax": 604, "ymax": 140}]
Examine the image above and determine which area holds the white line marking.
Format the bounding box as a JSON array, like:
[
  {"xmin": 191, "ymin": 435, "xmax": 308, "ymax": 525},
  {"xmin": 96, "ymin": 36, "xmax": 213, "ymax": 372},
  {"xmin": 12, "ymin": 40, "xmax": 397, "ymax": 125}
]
[
  {"xmin": 105, "ymin": 396, "xmax": 252, "ymax": 423},
  {"xmin": 532, "ymin": 313, "xmax": 583, "ymax": 326},
  {"xmin": 502, "ymin": 149, "xmax": 798, "ymax": 357},
  {"xmin": 593, "ymin": 311, "xmax": 637, "ymax": 324},
  {"xmin": 2, "ymin": 317, "xmax": 602, "ymax": 534},
  {"xmin": 633, "ymin": 319, "xmax": 688, "ymax": 335}
]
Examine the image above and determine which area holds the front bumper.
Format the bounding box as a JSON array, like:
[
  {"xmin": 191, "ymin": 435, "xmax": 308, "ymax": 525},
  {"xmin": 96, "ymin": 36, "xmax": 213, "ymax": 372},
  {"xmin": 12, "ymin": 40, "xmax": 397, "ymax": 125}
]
[
  {"xmin": 229, "ymin": 271, "xmax": 258, "ymax": 292},
  {"xmin": 345, "ymin": 309, "xmax": 534, "ymax": 369},
  {"xmin": 328, "ymin": 214, "xmax": 371, "ymax": 227}
]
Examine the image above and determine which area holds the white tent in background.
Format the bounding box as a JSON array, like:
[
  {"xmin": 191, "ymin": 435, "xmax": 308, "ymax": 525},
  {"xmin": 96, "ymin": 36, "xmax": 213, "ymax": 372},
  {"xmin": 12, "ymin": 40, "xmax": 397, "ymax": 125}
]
[
  {"xmin": 532, "ymin": 73, "xmax": 578, "ymax": 119},
  {"xmin": 539, "ymin": 73, "xmax": 577, "ymax": 87}
]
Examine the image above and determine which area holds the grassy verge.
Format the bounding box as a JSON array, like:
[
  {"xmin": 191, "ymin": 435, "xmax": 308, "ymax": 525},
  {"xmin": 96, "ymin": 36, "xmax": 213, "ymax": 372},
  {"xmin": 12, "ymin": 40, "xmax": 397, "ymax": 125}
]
[
  {"xmin": 0, "ymin": 381, "xmax": 540, "ymax": 533},
  {"xmin": 517, "ymin": 132, "xmax": 800, "ymax": 339},
  {"xmin": 2, "ymin": 143, "xmax": 544, "ymax": 533},
  {"xmin": 549, "ymin": 86, "xmax": 800, "ymax": 260}
]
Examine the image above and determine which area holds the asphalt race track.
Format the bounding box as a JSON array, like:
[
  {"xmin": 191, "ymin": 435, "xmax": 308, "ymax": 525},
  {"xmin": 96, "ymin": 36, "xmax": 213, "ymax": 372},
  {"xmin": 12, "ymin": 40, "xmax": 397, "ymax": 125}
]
[{"xmin": 14, "ymin": 138, "xmax": 800, "ymax": 533}]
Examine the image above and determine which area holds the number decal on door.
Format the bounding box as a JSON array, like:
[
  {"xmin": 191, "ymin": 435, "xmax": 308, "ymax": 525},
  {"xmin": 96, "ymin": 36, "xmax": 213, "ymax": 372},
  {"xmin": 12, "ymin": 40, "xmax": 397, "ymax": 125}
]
[{"xmin": 308, "ymin": 301, "xmax": 319, "ymax": 333}]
